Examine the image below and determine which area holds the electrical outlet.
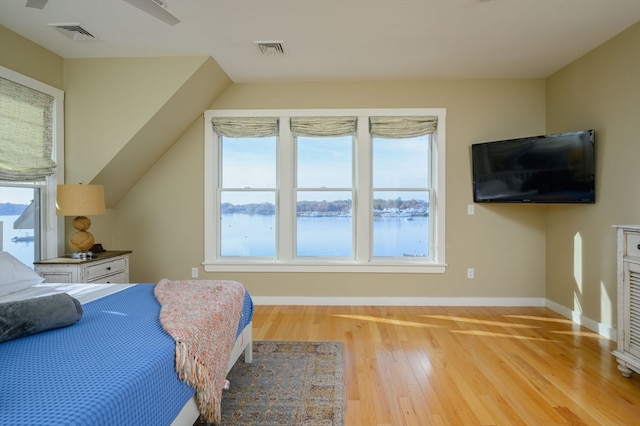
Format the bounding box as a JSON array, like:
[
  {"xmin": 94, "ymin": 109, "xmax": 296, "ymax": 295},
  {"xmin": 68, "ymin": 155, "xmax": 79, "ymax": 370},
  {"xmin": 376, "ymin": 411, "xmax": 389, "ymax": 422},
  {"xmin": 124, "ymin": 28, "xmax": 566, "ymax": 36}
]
[
  {"xmin": 467, "ymin": 268, "xmax": 475, "ymax": 279},
  {"xmin": 191, "ymin": 267, "xmax": 198, "ymax": 278},
  {"xmin": 467, "ymin": 204, "xmax": 475, "ymax": 215}
]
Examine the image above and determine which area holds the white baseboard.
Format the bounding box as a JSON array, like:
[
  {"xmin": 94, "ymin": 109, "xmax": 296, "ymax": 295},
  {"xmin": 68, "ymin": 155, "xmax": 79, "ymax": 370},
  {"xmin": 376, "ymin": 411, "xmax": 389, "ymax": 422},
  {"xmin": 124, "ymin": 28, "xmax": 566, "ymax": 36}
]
[
  {"xmin": 252, "ymin": 296, "xmax": 546, "ymax": 307},
  {"xmin": 544, "ymin": 299, "xmax": 616, "ymax": 341},
  {"xmin": 251, "ymin": 296, "xmax": 616, "ymax": 340}
]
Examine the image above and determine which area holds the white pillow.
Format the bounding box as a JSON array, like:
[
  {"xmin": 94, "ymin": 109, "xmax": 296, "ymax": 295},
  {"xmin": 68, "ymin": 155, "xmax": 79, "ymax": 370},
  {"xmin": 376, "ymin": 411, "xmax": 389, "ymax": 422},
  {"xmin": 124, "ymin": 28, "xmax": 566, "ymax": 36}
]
[{"xmin": 0, "ymin": 251, "xmax": 44, "ymax": 297}]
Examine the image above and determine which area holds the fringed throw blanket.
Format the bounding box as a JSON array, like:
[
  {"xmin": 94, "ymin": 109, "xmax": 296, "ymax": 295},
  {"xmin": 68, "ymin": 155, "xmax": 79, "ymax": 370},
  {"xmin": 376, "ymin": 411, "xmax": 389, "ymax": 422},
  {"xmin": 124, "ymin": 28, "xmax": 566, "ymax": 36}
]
[{"xmin": 154, "ymin": 279, "xmax": 245, "ymax": 425}]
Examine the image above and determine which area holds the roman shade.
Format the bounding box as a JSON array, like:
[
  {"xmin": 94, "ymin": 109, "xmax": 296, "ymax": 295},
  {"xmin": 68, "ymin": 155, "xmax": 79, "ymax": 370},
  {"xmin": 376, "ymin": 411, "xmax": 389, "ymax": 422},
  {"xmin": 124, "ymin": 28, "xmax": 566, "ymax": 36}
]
[
  {"xmin": 369, "ymin": 116, "xmax": 438, "ymax": 139},
  {"xmin": 290, "ymin": 116, "xmax": 357, "ymax": 137},
  {"xmin": 211, "ymin": 117, "xmax": 279, "ymax": 138},
  {"xmin": 0, "ymin": 77, "xmax": 56, "ymax": 181}
]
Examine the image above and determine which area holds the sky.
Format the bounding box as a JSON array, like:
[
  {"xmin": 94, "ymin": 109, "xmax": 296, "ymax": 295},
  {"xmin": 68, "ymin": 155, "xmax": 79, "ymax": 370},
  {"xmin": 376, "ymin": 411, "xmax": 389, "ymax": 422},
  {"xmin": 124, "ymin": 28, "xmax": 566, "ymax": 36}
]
[
  {"xmin": 0, "ymin": 186, "xmax": 35, "ymax": 204},
  {"xmin": 220, "ymin": 134, "xmax": 430, "ymax": 205},
  {"xmin": 0, "ymin": 134, "xmax": 429, "ymax": 207}
]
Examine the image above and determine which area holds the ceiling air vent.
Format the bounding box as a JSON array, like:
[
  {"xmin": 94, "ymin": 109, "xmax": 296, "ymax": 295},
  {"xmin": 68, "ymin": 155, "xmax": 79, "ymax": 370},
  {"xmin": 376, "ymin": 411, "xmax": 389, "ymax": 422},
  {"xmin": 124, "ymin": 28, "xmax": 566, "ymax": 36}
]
[
  {"xmin": 255, "ymin": 41, "xmax": 286, "ymax": 55},
  {"xmin": 49, "ymin": 24, "xmax": 97, "ymax": 41}
]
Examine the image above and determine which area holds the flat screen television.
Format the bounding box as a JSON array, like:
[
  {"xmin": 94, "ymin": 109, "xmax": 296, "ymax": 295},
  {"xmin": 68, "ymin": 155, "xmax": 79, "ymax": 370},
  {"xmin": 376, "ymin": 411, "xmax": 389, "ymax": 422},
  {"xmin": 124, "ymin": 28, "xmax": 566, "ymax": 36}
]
[{"xmin": 471, "ymin": 130, "xmax": 595, "ymax": 203}]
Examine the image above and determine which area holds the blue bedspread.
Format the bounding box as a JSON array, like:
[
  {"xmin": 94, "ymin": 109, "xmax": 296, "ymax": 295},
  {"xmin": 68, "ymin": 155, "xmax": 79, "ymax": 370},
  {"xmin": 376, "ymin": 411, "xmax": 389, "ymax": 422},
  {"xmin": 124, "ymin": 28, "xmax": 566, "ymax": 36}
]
[{"xmin": 0, "ymin": 283, "xmax": 253, "ymax": 426}]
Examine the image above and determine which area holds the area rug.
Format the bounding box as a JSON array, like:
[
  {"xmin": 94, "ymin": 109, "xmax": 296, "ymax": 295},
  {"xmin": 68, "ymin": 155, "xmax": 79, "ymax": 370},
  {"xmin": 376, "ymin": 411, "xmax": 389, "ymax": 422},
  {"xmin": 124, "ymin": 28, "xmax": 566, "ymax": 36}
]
[{"xmin": 194, "ymin": 341, "xmax": 344, "ymax": 426}]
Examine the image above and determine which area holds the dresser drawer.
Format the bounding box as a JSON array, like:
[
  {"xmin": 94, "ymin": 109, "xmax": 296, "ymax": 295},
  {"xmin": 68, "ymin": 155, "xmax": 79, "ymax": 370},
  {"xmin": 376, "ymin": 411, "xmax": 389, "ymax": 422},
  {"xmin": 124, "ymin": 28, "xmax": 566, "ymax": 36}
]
[
  {"xmin": 34, "ymin": 251, "xmax": 131, "ymax": 284},
  {"xmin": 84, "ymin": 258, "xmax": 127, "ymax": 281},
  {"xmin": 87, "ymin": 271, "xmax": 128, "ymax": 284},
  {"xmin": 625, "ymin": 231, "xmax": 640, "ymax": 259},
  {"xmin": 38, "ymin": 270, "xmax": 74, "ymax": 283}
]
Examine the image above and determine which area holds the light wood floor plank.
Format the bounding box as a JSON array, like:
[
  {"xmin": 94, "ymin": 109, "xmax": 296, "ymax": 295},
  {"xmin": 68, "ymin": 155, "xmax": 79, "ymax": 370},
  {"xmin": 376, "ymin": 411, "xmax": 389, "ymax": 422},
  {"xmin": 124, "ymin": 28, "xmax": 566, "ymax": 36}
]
[{"xmin": 251, "ymin": 305, "xmax": 640, "ymax": 425}]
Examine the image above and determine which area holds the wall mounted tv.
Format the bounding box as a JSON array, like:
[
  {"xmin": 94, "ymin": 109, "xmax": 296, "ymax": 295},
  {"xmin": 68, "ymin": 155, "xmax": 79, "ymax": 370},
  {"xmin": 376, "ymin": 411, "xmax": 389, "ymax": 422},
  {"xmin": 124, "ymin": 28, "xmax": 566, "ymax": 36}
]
[{"xmin": 471, "ymin": 130, "xmax": 595, "ymax": 203}]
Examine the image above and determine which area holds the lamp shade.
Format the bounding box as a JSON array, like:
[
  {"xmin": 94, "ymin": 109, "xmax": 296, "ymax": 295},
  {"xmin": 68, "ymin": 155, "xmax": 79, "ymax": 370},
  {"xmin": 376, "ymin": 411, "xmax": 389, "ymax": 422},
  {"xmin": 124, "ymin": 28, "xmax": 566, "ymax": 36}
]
[{"xmin": 56, "ymin": 184, "xmax": 106, "ymax": 216}]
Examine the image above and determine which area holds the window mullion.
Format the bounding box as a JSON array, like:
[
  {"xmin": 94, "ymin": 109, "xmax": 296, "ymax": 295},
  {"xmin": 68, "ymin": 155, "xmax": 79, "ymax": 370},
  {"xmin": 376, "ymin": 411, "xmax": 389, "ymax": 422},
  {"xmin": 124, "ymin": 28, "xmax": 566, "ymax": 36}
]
[
  {"xmin": 355, "ymin": 116, "xmax": 371, "ymax": 262},
  {"xmin": 278, "ymin": 117, "xmax": 294, "ymax": 261},
  {"xmin": 205, "ymin": 134, "xmax": 221, "ymax": 260}
]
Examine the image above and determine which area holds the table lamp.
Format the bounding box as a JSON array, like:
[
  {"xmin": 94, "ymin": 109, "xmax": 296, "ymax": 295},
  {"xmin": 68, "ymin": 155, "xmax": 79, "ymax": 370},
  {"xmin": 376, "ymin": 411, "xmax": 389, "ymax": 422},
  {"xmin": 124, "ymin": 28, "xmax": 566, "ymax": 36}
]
[{"xmin": 56, "ymin": 184, "xmax": 106, "ymax": 254}]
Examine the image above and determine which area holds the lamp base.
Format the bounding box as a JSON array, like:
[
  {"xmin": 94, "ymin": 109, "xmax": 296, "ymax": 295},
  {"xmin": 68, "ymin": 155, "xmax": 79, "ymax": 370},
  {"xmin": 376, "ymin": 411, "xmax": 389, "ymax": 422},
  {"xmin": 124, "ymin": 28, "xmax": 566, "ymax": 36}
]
[
  {"xmin": 69, "ymin": 230, "xmax": 95, "ymax": 252},
  {"xmin": 69, "ymin": 216, "xmax": 95, "ymax": 252}
]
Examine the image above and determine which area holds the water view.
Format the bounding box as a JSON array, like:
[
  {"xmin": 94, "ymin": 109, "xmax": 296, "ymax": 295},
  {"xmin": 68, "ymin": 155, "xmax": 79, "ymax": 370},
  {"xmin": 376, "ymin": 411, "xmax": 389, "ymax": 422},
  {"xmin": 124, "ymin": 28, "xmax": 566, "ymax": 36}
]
[
  {"xmin": 1, "ymin": 187, "xmax": 38, "ymax": 267},
  {"xmin": 220, "ymin": 213, "xmax": 429, "ymax": 258},
  {"xmin": 1, "ymin": 214, "xmax": 35, "ymax": 267}
]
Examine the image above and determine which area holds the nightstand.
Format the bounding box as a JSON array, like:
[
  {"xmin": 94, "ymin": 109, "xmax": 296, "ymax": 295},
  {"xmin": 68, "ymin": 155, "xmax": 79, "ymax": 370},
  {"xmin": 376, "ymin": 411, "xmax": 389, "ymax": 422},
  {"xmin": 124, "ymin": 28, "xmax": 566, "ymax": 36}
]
[{"xmin": 34, "ymin": 251, "xmax": 132, "ymax": 284}]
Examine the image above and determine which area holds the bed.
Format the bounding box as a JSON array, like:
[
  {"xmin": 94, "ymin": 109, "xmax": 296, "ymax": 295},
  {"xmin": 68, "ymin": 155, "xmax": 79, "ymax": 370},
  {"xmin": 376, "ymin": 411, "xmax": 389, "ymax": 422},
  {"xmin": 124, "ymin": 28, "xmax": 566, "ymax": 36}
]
[{"xmin": 0, "ymin": 253, "xmax": 253, "ymax": 426}]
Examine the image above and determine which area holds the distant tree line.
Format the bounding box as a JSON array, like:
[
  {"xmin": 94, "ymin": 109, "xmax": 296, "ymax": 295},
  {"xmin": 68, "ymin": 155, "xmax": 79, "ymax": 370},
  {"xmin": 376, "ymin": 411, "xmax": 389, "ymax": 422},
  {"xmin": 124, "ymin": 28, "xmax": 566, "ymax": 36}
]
[
  {"xmin": 297, "ymin": 199, "xmax": 351, "ymax": 214},
  {"xmin": 221, "ymin": 198, "xmax": 428, "ymax": 215},
  {"xmin": 222, "ymin": 202, "xmax": 275, "ymax": 215},
  {"xmin": 372, "ymin": 198, "xmax": 427, "ymax": 211}
]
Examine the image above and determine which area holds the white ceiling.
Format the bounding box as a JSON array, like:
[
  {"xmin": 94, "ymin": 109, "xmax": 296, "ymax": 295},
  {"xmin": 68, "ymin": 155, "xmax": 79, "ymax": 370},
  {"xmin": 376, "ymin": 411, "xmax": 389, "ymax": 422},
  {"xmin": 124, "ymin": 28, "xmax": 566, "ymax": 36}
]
[{"xmin": 2, "ymin": 0, "xmax": 640, "ymax": 83}]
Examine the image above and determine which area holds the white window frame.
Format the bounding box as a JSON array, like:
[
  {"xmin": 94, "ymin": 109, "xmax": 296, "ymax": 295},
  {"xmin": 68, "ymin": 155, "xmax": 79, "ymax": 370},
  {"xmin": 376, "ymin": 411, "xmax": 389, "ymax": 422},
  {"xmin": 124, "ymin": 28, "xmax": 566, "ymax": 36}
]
[
  {"xmin": 0, "ymin": 66, "xmax": 65, "ymax": 260},
  {"xmin": 203, "ymin": 108, "xmax": 446, "ymax": 273}
]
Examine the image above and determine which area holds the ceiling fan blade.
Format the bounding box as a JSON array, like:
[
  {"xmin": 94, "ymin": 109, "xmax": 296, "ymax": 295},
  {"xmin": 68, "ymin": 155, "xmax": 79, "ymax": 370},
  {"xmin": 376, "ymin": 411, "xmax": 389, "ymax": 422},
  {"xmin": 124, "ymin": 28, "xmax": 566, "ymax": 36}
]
[
  {"xmin": 25, "ymin": 0, "xmax": 48, "ymax": 9},
  {"xmin": 123, "ymin": 0, "xmax": 181, "ymax": 26}
]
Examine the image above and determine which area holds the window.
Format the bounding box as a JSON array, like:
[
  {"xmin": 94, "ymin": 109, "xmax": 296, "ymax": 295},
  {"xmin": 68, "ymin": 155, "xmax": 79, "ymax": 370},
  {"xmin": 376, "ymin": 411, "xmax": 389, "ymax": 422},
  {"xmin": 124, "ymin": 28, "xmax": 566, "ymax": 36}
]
[
  {"xmin": 372, "ymin": 135, "xmax": 431, "ymax": 258},
  {"xmin": 296, "ymin": 187, "xmax": 353, "ymax": 257},
  {"xmin": 0, "ymin": 66, "xmax": 64, "ymax": 266},
  {"xmin": 220, "ymin": 135, "xmax": 277, "ymax": 257},
  {"xmin": 204, "ymin": 109, "xmax": 446, "ymax": 273},
  {"xmin": 293, "ymin": 117, "xmax": 356, "ymax": 258}
]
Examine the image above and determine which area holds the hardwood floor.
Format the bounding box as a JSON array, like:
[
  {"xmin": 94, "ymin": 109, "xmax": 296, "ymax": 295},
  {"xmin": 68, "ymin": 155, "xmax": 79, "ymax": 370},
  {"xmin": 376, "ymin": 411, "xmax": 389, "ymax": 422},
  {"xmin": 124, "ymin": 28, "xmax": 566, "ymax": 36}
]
[{"xmin": 251, "ymin": 305, "xmax": 640, "ymax": 425}]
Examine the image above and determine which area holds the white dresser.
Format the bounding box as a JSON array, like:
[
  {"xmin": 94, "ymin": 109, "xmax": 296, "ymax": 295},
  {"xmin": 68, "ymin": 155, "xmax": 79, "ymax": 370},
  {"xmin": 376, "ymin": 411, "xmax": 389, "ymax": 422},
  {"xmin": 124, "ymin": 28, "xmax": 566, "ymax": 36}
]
[
  {"xmin": 34, "ymin": 250, "xmax": 131, "ymax": 284},
  {"xmin": 613, "ymin": 226, "xmax": 640, "ymax": 377}
]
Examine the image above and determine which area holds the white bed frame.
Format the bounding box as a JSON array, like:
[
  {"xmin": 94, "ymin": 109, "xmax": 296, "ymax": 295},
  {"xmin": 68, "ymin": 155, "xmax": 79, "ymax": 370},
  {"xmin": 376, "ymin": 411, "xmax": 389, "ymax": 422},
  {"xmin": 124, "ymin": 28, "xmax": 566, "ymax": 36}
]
[{"xmin": 171, "ymin": 322, "xmax": 253, "ymax": 426}]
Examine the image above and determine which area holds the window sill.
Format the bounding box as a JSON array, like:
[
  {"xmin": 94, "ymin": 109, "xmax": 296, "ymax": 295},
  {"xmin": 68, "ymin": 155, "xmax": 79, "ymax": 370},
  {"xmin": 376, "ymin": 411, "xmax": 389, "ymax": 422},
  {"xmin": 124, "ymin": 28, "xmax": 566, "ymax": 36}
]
[{"xmin": 203, "ymin": 261, "xmax": 446, "ymax": 274}]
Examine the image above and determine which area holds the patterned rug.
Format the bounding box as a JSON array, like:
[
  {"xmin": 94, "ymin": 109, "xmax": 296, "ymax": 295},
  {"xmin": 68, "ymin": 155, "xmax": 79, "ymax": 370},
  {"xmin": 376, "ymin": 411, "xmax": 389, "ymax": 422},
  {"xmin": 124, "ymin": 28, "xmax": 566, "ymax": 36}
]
[{"xmin": 194, "ymin": 341, "xmax": 344, "ymax": 426}]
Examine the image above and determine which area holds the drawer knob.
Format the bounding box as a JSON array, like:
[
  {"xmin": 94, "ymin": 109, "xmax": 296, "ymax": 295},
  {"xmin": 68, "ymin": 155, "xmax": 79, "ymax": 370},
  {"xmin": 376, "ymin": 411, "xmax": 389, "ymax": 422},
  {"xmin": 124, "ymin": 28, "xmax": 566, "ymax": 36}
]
[
  {"xmin": 106, "ymin": 266, "xmax": 111, "ymax": 271},
  {"xmin": 637, "ymin": 244, "xmax": 640, "ymax": 250}
]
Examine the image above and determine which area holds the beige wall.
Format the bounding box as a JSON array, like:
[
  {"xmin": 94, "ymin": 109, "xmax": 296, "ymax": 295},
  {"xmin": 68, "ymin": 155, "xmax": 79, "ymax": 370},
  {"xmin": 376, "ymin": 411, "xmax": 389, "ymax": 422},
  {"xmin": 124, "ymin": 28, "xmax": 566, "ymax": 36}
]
[
  {"xmin": 117, "ymin": 79, "xmax": 548, "ymax": 300},
  {"xmin": 6, "ymin": 19, "xmax": 638, "ymax": 319},
  {"xmin": 63, "ymin": 57, "xmax": 207, "ymax": 186},
  {"xmin": 0, "ymin": 25, "xmax": 547, "ymax": 302},
  {"xmin": 62, "ymin": 57, "xmax": 229, "ymax": 202},
  {"xmin": 0, "ymin": 25, "xmax": 63, "ymax": 89},
  {"xmin": 61, "ymin": 56, "xmax": 232, "ymax": 253},
  {"xmin": 545, "ymin": 21, "xmax": 640, "ymax": 328}
]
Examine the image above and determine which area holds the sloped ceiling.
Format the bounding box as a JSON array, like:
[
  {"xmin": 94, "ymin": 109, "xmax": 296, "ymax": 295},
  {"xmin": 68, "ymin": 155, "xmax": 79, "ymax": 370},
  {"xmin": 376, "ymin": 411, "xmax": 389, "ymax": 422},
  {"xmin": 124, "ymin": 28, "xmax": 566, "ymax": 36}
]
[
  {"xmin": 62, "ymin": 56, "xmax": 232, "ymax": 206},
  {"xmin": 1, "ymin": 0, "xmax": 640, "ymax": 82}
]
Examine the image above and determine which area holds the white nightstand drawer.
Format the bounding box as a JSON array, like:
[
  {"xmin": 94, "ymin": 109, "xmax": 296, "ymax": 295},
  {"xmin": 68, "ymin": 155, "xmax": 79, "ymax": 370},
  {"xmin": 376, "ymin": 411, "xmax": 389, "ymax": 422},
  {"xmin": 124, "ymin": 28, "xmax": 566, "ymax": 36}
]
[
  {"xmin": 34, "ymin": 251, "xmax": 131, "ymax": 284},
  {"xmin": 85, "ymin": 258, "xmax": 127, "ymax": 281},
  {"xmin": 625, "ymin": 232, "xmax": 640, "ymax": 259},
  {"xmin": 38, "ymin": 271, "xmax": 74, "ymax": 283},
  {"xmin": 87, "ymin": 271, "xmax": 128, "ymax": 284}
]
